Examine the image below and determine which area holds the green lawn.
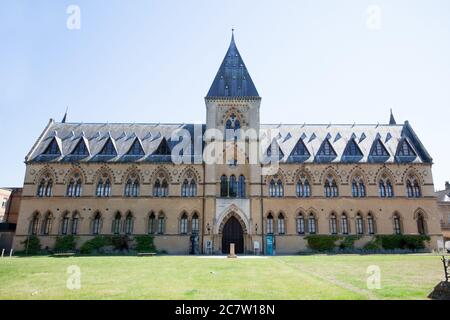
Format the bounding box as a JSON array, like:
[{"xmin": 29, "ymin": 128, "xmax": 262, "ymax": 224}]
[{"xmin": 0, "ymin": 254, "xmax": 446, "ymax": 300}]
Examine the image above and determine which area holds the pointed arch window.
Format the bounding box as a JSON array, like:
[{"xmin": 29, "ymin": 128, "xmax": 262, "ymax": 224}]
[
  {"xmin": 355, "ymin": 213, "xmax": 364, "ymax": 235},
  {"xmin": 296, "ymin": 213, "xmax": 305, "ymax": 234},
  {"xmin": 324, "ymin": 175, "xmax": 338, "ymax": 198},
  {"xmin": 61, "ymin": 212, "xmax": 70, "ymax": 235},
  {"xmin": 406, "ymin": 176, "xmax": 421, "ymax": 198},
  {"xmin": 277, "ymin": 213, "xmax": 285, "ymax": 235},
  {"xmin": 417, "ymin": 212, "xmax": 426, "ymax": 235},
  {"xmin": 296, "ymin": 176, "xmax": 311, "ymax": 198},
  {"xmin": 157, "ymin": 213, "xmax": 165, "ymax": 234},
  {"xmin": 393, "ymin": 214, "xmax": 402, "ymax": 235},
  {"xmin": 269, "ymin": 179, "xmax": 284, "ymax": 198},
  {"xmin": 341, "ymin": 213, "xmax": 349, "ymax": 235},
  {"xmin": 379, "ymin": 175, "xmax": 394, "ymax": 198},
  {"xmin": 308, "ymin": 214, "xmax": 317, "ymax": 234},
  {"xmin": 96, "ymin": 174, "xmax": 111, "ymax": 197},
  {"xmin": 220, "ymin": 175, "xmax": 228, "ymax": 197},
  {"xmin": 125, "ymin": 212, "xmax": 133, "ymax": 235},
  {"xmin": 180, "ymin": 212, "xmax": 188, "ymax": 234},
  {"xmin": 351, "ymin": 176, "xmax": 366, "ymax": 198},
  {"xmin": 238, "ymin": 175, "xmax": 246, "ymax": 198},
  {"xmin": 266, "ymin": 213, "xmax": 274, "ymax": 234},
  {"xmin": 30, "ymin": 212, "xmax": 40, "ymax": 235},
  {"xmin": 125, "ymin": 174, "xmax": 140, "ymax": 197},
  {"xmin": 112, "ymin": 212, "xmax": 121, "ymax": 235},
  {"xmin": 42, "ymin": 212, "xmax": 53, "ymax": 235},
  {"xmin": 367, "ymin": 213, "xmax": 375, "ymax": 235},
  {"xmin": 229, "ymin": 175, "xmax": 237, "ymax": 197},
  {"xmin": 148, "ymin": 212, "xmax": 156, "ymax": 234},
  {"xmin": 67, "ymin": 173, "xmax": 82, "ymax": 197},
  {"xmin": 153, "ymin": 179, "xmax": 168, "ymax": 197},
  {"xmin": 92, "ymin": 212, "xmax": 101, "ymax": 235},
  {"xmin": 330, "ymin": 213, "xmax": 337, "ymax": 235},
  {"xmin": 71, "ymin": 212, "xmax": 79, "ymax": 235},
  {"xmin": 192, "ymin": 213, "xmax": 200, "ymax": 234},
  {"xmin": 37, "ymin": 175, "xmax": 53, "ymax": 197}
]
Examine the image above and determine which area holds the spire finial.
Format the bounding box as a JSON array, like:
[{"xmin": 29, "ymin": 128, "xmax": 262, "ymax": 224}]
[
  {"xmin": 389, "ymin": 108, "xmax": 396, "ymax": 125},
  {"xmin": 62, "ymin": 106, "xmax": 68, "ymax": 123}
]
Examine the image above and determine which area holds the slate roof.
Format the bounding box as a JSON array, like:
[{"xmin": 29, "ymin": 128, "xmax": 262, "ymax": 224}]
[
  {"xmin": 26, "ymin": 120, "xmax": 432, "ymax": 164},
  {"xmin": 206, "ymin": 32, "xmax": 259, "ymax": 98}
]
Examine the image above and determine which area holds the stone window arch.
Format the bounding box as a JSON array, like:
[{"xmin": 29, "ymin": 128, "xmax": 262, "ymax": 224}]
[
  {"xmin": 66, "ymin": 172, "xmax": 83, "ymax": 197},
  {"xmin": 324, "ymin": 174, "xmax": 338, "ymax": 198},
  {"xmin": 406, "ymin": 174, "xmax": 421, "ymax": 198}
]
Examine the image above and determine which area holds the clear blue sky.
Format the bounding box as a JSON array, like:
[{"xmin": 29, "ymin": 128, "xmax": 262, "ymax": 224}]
[{"xmin": 0, "ymin": 0, "xmax": 449, "ymax": 189}]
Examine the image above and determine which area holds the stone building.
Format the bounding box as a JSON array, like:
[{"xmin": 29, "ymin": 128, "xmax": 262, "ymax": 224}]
[
  {"xmin": 13, "ymin": 33, "xmax": 442, "ymax": 254},
  {"xmin": 436, "ymin": 182, "xmax": 450, "ymax": 243},
  {"xmin": 0, "ymin": 187, "xmax": 21, "ymax": 251}
]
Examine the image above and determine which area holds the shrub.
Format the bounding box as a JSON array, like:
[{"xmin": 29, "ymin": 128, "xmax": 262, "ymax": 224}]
[
  {"xmin": 134, "ymin": 235, "xmax": 156, "ymax": 253},
  {"xmin": 111, "ymin": 235, "xmax": 129, "ymax": 251},
  {"xmin": 21, "ymin": 236, "xmax": 41, "ymax": 255},
  {"xmin": 376, "ymin": 235, "xmax": 430, "ymax": 250},
  {"xmin": 54, "ymin": 235, "xmax": 77, "ymax": 252},
  {"xmin": 339, "ymin": 235, "xmax": 361, "ymax": 250},
  {"xmin": 305, "ymin": 235, "xmax": 340, "ymax": 252},
  {"xmin": 80, "ymin": 236, "xmax": 112, "ymax": 254}
]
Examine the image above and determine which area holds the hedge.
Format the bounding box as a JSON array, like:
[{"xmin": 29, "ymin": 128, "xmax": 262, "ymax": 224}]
[
  {"xmin": 305, "ymin": 235, "xmax": 340, "ymax": 251},
  {"xmin": 79, "ymin": 236, "xmax": 113, "ymax": 254},
  {"xmin": 21, "ymin": 236, "xmax": 41, "ymax": 255},
  {"xmin": 134, "ymin": 235, "xmax": 156, "ymax": 253},
  {"xmin": 54, "ymin": 235, "xmax": 77, "ymax": 252}
]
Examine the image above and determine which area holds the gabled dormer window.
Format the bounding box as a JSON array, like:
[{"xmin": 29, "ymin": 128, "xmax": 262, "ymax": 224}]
[
  {"xmin": 315, "ymin": 139, "xmax": 337, "ymax": 163},
  {"xmin": 342, "ymin": 139, "xmax": 363, "ymax": 163},
  {"xmin": 397, "ymin": 139, "xmax": 416, "ymax": 157},
  {"xmin": 43, "ymin": 138, "xmax": 61, "ymax": 155},
  {"xmin": 126, "ymin": 138, "xmax": 145, "ymax": 156},
  {"xmin": 99, "ymin": 138, "xmax": 117, "ymax": 156},
  {"xmin": 153, "ymin": 138, "xmax": 171, "ymax": 155},
  {"xmin": 71, "ymin": 138, "xmax": 89, "ymax": 156},
  {"xmin": 288, "ymin": 138, "xmax": 310, "ymax": 163},
  {"xmin": 370, "ymin": 139, "xmax": 389, "ymax": 157},
  {"xmin": 266, "ymin": 139, "xmax": 284, "ymax": 160}
]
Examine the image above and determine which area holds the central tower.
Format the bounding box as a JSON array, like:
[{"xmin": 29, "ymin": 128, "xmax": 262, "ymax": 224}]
[{"xmin": 203, "ymin": 31, "xmax": 263, "ymax": 254}]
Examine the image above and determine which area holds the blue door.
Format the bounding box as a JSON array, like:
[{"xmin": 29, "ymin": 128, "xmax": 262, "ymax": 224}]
[{"xmin": 266, "ymin": 234, "xmax": 274, "ymax": 256}]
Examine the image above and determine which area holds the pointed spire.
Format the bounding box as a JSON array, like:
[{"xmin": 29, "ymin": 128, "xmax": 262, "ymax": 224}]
[
  {"xmin": 389, "ymin": 108, "xmax": 396, "ymax": 125},
  {"xmin": 62, "ymin": 106, "xmax": 68, "ymax": 123},
  {"xmin": 206, "ymin": 30, "xmax": 259, "ymax": 98}
]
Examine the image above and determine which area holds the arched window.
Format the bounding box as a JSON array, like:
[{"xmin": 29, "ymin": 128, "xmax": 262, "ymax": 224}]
[
  {"xmin": 61, "ymin": 212, "xmax": 70, "ymax": 235},
  {"xmin": 393, "ymin": 213, "xmax": 402, "ymax": 235},
  {"xmin": 351, "ymin": 176, "xmax": 365, "ymax": 198},
  {"xmin": 329, "ymin": 213, "xmax": 337, "ymax": 235},
  {"xmin": 220, "ymin": 175, "xmax": 228, "ymax": 197},
  {"xmin": 296, "ymin": 213, "xmax": 305, "ymax": 234},
  {"xmin": 266, "ymin": 213, "xmax": 274, "ymax": 234},
  {"xmin": 324, "ymin": 175, "xmax": 338, "ymax": 198},
  {"xmin": 96, "ymin": 173, "xmax": 111, "ymax": 197},
  {"xmin": 341, "ymin": 213, "xmax": 349, "ymax": 235},
  {"xmin": 367, "ymin": 213, "xmax": 375, "ymax": 235},
  {"xmin": 71, "ymin": 212, "xmax": 79, "ymax": 235},
  {"xmin": 66, "ymin": 174, "xmax": 82, "ymax": 197},
  {"xmin": 269, "ymin": 180, "xmax": 276, "ymax": 197},
  {"xmin": 42, "ymin": 212, "xmax": 53, "ymax": 235},
  {"xmin": 238, "ymin": 175, "xmax": 246, "ymax": 198},
  {"xmin": 181, "ymin": 179, "xmax": 189, "ymax": 197},
  {"xmin": 308, "ymin": 214, "xmax": 317, "ymax": 234},
  {"xmin": 296, "ymin": 176, "xmax": 311, "ymax": 198},
  {"xmin": 229, "ymin": 175, "xmax": 237, "ymax": 198},
  {"xmin": 277, "ymin": 213, "xmax": 285, "ymax": 235},
  {"xmin": 153, "ymin": 178, "xmax": 168, "ymax": 197},
  {"xmin": 417, "ymin": 212, "xmax": 426, "ymax": 235},
  {"xmin": 92, "ymin": 212, "xmax": 101, "ymax": 235},
  {"xmin": 37, "ymin": 174, "xmax": 53, "ymax": 197},
  {"xmin": 180, "ymin": 212, "xmax": 188, "ymax": 234},
  {"xmin": 406, "ymin": 176, "xmax": 421, "ymax": 198},
  {"xmin": 30, "ymin": 212, "xmax": 40, "ymax": 235},
  {"xmin": 276, "ymin": 180, "xmax": 284, "ymax": 197},
  {"xmin": 182, "ymin": 178, "xmax": 197, "ymax": 197},
  {"xmin": 125, "ymin": 212, "xmax": 133, "ymax": 235},
  {"xmin": 192, "ymin": 213, "xmax": 199, "ymax": 234},
  {"xmin": 157, "ymin": 213, "xmax": 165, "ymax": 234},
  {"xmin": 112, "ymin": 212, "xmax": 121, "ymax": 235},
  {"xmin": 190, "ymin": 180, "xmax": 197, "ymax": 197},
  {"xmin": 225, "ymin": 113, "xmax": 241, "ymax": 140},
  {"xmin": 269, "ymin": 179, "xmax": 283, "ymax": 197},
  {"xmin": 355, "ymin": 213, "xmax": 364, "ymax": 235},
  {"xmin": 148, "ymin": 212, "xmax": 155, "ymax": 234},
  {"xmin": 125, "ymin": 174, "xmax": 140, "ymax": 197},
  {"xmin": 379, "ymin": 175, "xmax": 394, "ymax": 198}
]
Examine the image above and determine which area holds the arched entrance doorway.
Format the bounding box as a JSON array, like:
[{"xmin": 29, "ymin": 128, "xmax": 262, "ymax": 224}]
[{"xmin": 221, "ymin": 216, "xmax": 244, "ymax": 254}]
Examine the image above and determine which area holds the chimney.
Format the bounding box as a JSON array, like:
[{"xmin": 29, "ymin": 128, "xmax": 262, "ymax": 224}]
[{"xmin": 445, "ymin": 181, "xmax": 450, "ymax": 190}]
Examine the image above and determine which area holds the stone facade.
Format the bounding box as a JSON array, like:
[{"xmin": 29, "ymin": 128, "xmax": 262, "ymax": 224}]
[{"xmin": 13, "ymin": 33, "xmax": 443, "ymax": 254}]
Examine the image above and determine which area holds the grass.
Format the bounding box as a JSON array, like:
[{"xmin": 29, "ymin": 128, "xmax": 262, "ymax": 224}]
[{"xmin": 0, "ymin": 254, "xmax": 447, "ymax": 300}]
